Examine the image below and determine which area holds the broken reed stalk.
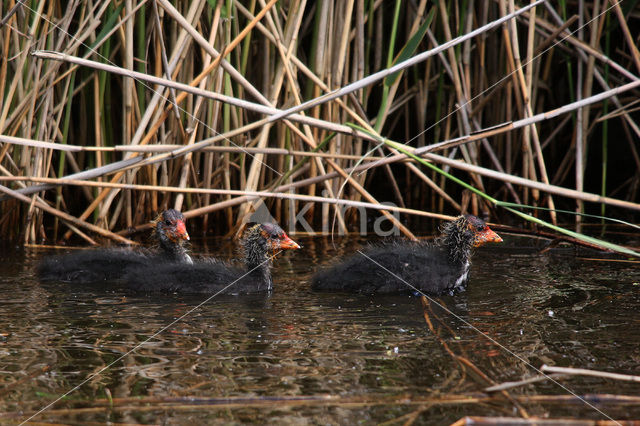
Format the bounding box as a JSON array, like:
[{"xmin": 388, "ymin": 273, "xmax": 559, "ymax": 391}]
[
  {"xmin": 4, "ymin": 110, "xmax": 640, "ymax": 214},
  {"xmin": 540, "ymin": 365, "xmax": 640, "ymax": 383},
  {"xmin": 449, "ymin": 417, "xmax": 635, "ymax": 426},
  {"xmin": 23, "ymin": 51, "xmax": 640, "ymax": 210},
  {"xmin": 8, "ymin": 392, "xmax": 640, "ymax": 415},
  {"xmin": 484, "ymin": 373, "xmax": 566, "ymax": 393},
  {"xmin": 0, "ymin": 184, "xmax": 135, "ymax": 245},
  {"xmin": 0, "ymin": 176, "xmax": 441, "ymax": 221},
  {"xmin": 29, "ymin": 48, "xmax": 640, "ymax": 165},
  {"xmin": 8, "ymin": 140, "xmax": 638, "ymax": 217}
]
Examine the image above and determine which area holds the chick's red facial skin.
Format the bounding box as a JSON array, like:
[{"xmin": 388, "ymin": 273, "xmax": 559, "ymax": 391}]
[
  {"xmin": 473, "ymin": 227, "xmax": 502, "ymax": 247},
  {"xmin": 276, "ymin": 232, "xmax": 301, "ymax": 250},
  {"xmin": 174, "ymin": 220, "xmax": 189, "ymax": 241}
]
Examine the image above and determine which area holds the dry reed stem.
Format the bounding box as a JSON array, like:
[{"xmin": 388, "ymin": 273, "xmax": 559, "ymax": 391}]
[
  {"xmin": 0, "ymin": 177, "xmax": 439, "ymax": 220},
  {"xmin": 484, "ymin": 373, "xmax": 566, "ymax": 393},
  {"xmin": 610, "ymin": 1, "xmax": 640, "ymax": 73},
  {"xmin": 540, "ymin": 364, "xmax": 640, "ymax": 382},
  {"xmin": 0, "ymin": 184, "xmax": 135, "ymax": 244},
  {"xmin": 60, "ymin": 0, "xmax": 207, "ymax": 240},
  {"xmin": 3, "ymin": 1, "xmax": 639, "ymax": 245},
  {"xmin": 538, "ymin": 3, "xmax": 639, "ymax": 81},
  {"xmin": 425, "ymin": 153, "xmax": 640, "ymax": 212},
  {"xmin": 4, "ymin": 392, "xmax": 640, "ymax": 416},
  {"xmin": 6, "ymin": 95, "xmax": 640, "ymax": 214},
  {"xmin": 32, "ymin": 36, "xmax": 638, "ymax": 184},
  {"xmin": 28, "ymin": 55, "xmax": 403, "ymax": 235},
  {"xmin": 537, "ymin": 5, "xmax": 640, "ymax": 143},
  {"xmin": 508, "ymin": 0, "xmax": 558, "ymax": 223},
  {"xmin": 258, "ymin": 0, "xmax": 348, "ymax": 231},
  {"xmin": 267, "ymin": 0, "xmax": 545, "ymax": 123},
  {"xmin": 8, "ymin": 386, "xmax": 640, "ymax": 423}
]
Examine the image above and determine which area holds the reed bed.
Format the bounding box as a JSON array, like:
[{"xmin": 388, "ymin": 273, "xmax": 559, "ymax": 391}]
[{"xmin": 1, "ymin": 0, "xmax": 639, "ymax": 248}]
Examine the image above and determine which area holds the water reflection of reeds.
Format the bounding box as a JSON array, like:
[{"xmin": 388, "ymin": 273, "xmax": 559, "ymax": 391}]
[{"xmin": 2, "ymin": 243, "xmax": 639, "ymax": 422}]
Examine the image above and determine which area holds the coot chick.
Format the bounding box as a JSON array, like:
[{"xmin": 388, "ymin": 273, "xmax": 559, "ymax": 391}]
[
  {"xmin": 150, "ymin": 209, "xmax": 193, "ymax": 264},
  {"xmin": 123, "ymin": 222, "xmax": 300, "ymax": 294},
  {"xmin": 311, "ymin": 215, "xmax": 502, "ymax": 295},
  {"xmin": 36, "ymin": 209, "xmax": 191, "ymax": 283}
]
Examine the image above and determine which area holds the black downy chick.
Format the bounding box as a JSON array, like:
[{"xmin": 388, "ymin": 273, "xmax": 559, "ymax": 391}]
[
  {"xmin": 123, "ymin": 222, "xmax": 300, "ymax": 294},
  {"xmin": 311, "ymin": 215, "xmax": 502, "ymax": 295},
  {"xmin": 36, "ymin": 209, "xmax": 191, "ymax": 283}
]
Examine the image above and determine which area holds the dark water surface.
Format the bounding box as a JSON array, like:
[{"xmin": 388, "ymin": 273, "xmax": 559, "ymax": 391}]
[{"xmin": 1, "ymin": 233, "xmax": 639, "ymax": 424}]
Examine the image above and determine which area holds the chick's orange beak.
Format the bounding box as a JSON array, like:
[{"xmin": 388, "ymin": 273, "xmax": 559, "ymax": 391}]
[
  {"xmin": 174, "ymin": 220, "xmax": 190, "ymax": 241},
  {"xmin": 473, "ymin": 227, "xmax": 502, "ymax": 247},
  {"xmin": 277, "ymin": 233, "xmax": 301, "ymax": 250}
]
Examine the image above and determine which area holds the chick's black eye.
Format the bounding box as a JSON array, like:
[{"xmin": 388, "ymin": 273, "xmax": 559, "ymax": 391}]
[{"xmin": 165, "ymin": 219, "xmax": 172, "ymax": 226}]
